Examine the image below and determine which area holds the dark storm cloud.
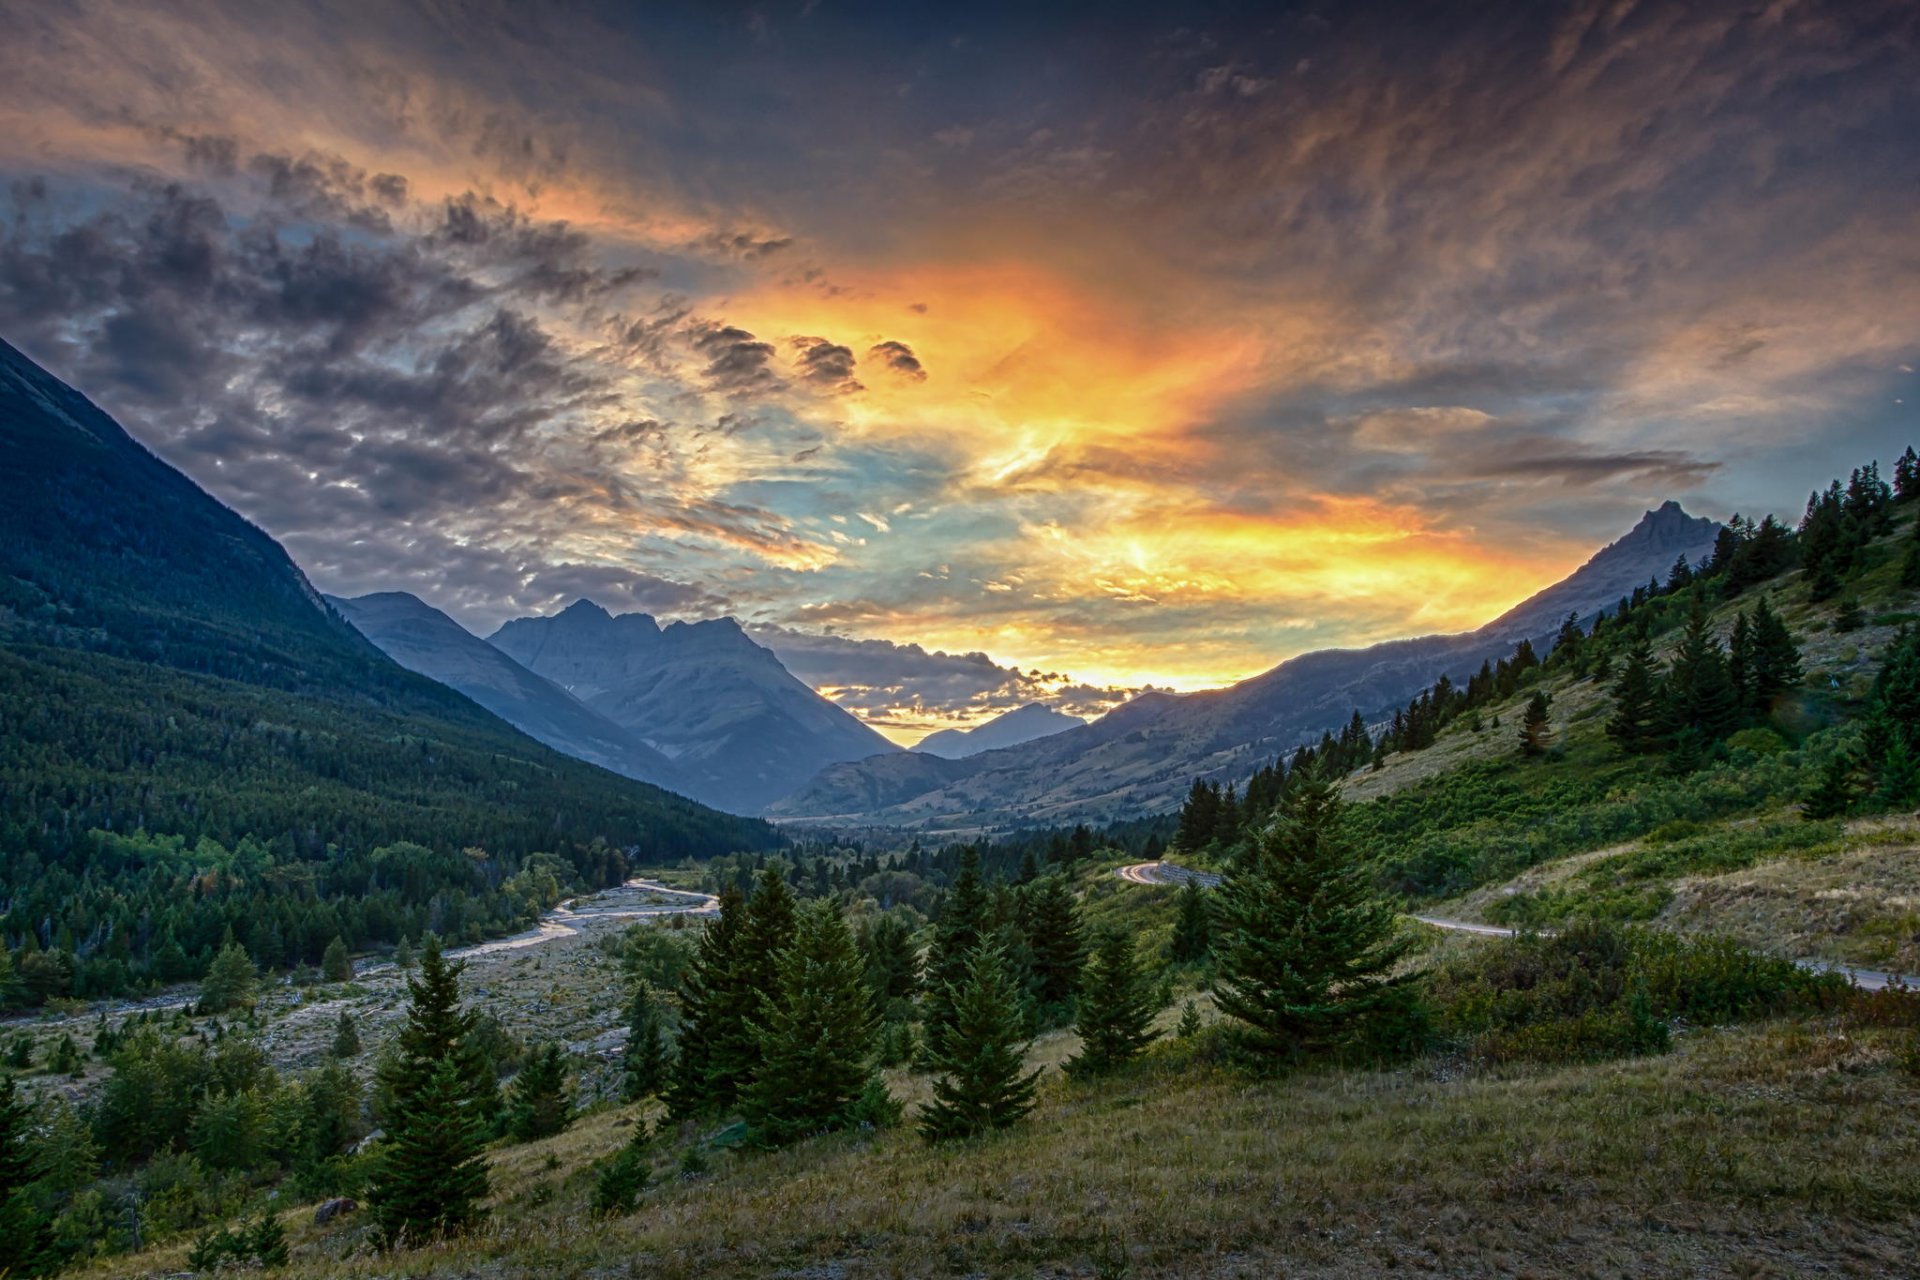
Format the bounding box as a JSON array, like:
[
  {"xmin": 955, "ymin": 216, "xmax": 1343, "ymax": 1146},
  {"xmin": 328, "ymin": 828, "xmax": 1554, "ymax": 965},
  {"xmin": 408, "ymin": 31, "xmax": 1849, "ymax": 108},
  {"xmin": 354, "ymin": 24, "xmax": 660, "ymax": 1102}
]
[
  {"xmin": 867, "ymin": 339, "xmax": 926, "ymax": 381},
  {"xmin": 691, "ymin": 322, "xmax": 782, "ymax": 395},
  {"xmin": 792, "ymin": 336, "xmax": 861, "ymax": 392}
]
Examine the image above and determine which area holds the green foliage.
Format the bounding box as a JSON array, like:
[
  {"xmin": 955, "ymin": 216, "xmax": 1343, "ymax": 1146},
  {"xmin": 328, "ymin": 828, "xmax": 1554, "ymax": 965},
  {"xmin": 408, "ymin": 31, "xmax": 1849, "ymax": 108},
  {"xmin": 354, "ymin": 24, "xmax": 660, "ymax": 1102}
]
[
  {"xmin": 1605, "ymin": 637, "xmax": 1662, "ymax": 753},
  {"xmin": 1518, "ymin": 690, "xmax": 1552, "ymax": 757},
  {"xmin": 1066, "ymin": 929, "xmax": 1161, "ymax": 1077},
  {"xmin": 1213, "ymin": 780, "xmax": 1419, "ymax": 1061},
  {"xmin": 665, "ymin": 886, "xmax": 747, "ymax": 1120},
  {"xmin": 1170, "ymin": 881, "xmax": 1211, "ymax": 963},
  {"xmin": 918, "ymin": 942, "xmax": 1041, "ymax": 1143},
  {"xmin": 331, "ymin": 1010, "xmax": 361, "ymax": 1059},
  {"xmin": 368, "ymin": 1055, "xmax": 491, "ymax": 1246},
  {"xmin": 199, "ymin": 943, "xmax": 256, "ymax": 1014},
  {"xmin": 1176, "ymin": 1000, "xmax": 1203, "ymax": 1039},
  {"xmin": 374, "ymin": 936, "xmax": 500, "ymax": 1133},
  {"xmin": 919, "ymin": 847, "xmax": 992, "ymax": 1065},
  {"xmin": 1022, "ymin": 873, "xmax": 1085, "ymax": 1024},
  {"xmin": 620, "ymin": 982, "xmax": 672, "ymax": 1103},
  {"xmin": 592, "ymin": 1121, "xmax": 652, "ymax": 1216},
  {"xmin": 855, "ymin": 911, "xmax": 920, "ymax": 1022},
  {"xmin": 1864, "ymin": 626, "xmax": 1920, "ymax": 810},
  {"xmin": 1432, "ymin": 922, "xmax": 1846, "ymax": 1065},
  {"xmin": 185, "ymin": 1215, "xmax": 287, "ymax": 1271},
  {"xmin": 321, "ymin": 936, "xmax": 353, "ymax": 983},
  {"xmin": 744, "ymin": 901, "xmax": 880, "ymax": 1146},
  {"xmin": 505, "ymin": 1042, "xmax": 574, "ymax": 1143}
]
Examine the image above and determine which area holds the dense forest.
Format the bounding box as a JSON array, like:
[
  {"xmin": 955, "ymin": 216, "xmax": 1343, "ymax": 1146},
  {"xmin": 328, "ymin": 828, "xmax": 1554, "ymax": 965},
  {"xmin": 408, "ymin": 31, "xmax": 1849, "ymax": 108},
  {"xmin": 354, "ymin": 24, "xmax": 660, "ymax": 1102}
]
[{"xmin": 0, "ymin": 340, "xmax": 778, "ymax": 1006}]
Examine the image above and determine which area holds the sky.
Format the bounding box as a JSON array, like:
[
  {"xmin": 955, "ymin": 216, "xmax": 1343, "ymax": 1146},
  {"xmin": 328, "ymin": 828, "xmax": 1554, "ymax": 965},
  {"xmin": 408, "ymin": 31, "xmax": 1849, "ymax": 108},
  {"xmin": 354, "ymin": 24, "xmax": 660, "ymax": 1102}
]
[{"xmin": 1, "ymin": 0, "xmax": 1916, "ymax": 743}]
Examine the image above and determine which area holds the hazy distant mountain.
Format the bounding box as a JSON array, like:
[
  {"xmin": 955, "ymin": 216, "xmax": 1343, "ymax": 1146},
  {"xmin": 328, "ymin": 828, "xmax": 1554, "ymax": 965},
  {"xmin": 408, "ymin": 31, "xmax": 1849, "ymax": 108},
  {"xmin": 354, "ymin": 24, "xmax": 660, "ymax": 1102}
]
[
  {"xmin": 330, "ymin": 591, "xmax": 689, "ymax": 794},
  {"xmin": 913, "ymin": 703, "xmax": 1085, "ymax": 759},
  {"xmin": 491, "ymin": 600, "xmax": 898, "ymax": 813},
  {"xmin": 772, "ymin": 503, "xmax": 1722, "ymax": 827},
  {"xmin": 0, "ymin": 336, "xmax": 773, "ymax": 869}
]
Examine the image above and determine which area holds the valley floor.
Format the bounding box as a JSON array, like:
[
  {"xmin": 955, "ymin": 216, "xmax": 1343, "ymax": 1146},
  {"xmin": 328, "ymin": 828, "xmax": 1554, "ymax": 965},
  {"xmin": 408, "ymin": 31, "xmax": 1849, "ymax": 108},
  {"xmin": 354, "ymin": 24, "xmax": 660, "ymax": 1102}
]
[{"xmin": 80, "ymin": 1000, "xmax": 1920, "ymax": 1279}]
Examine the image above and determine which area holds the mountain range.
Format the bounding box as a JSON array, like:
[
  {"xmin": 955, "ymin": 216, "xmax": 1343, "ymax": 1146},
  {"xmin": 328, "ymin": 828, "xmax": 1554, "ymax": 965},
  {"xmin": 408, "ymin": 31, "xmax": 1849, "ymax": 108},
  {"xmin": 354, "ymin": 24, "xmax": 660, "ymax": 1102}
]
[
  {"xmin": 769, "ymin": 501, "xmax": 1720, "ymax": 828},
  {"xmin": 0, "ymin": 336, "xmax": 773, "ymax": 870},
  {"xmin": 912, "ymin": 704, "xmax": 1086, "ymax": 759}
]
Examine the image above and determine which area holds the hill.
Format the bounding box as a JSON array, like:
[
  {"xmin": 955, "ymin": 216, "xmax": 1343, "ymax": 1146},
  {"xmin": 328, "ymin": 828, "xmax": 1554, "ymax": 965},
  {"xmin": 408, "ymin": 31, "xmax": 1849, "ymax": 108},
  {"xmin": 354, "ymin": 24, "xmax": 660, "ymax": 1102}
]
[
  {"xmin": 0, "ymin": 336, "xmax": 776, "ymax": 1001},
  {"xmin": 911, "ymin": 703, "xmax": 1085, "ymax": 758},
  {"xmin": 491, "ymin": 601, "xmax": 898, "ymax": 813},
  {"xmin": 771, "ymin": 502, "xmax": 1722, "ymax": 828}
]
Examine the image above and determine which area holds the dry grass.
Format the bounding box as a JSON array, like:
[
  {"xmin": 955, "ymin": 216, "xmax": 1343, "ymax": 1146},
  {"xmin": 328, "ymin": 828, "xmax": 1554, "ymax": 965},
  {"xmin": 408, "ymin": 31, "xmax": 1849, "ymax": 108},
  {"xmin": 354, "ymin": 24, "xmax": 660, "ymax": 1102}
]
[{"xmin": 73, "ymin": 1008, "xmax": 1920, "ymax": 1280}]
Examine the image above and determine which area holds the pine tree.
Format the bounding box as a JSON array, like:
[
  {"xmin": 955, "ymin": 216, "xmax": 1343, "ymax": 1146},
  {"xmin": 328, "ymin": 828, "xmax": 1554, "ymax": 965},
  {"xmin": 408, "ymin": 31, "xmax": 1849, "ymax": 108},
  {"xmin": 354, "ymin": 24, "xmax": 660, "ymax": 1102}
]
[
  {"xmin": 0, "ymin": 948, "xmax": 20, "ymax": 1011},
  {"xmin": 374, "ymin": 935, "xmax": 500, "ymax": 1134},
  {"xmin": 368, "ymin": 1057, "xmax": 490, "ymax": 1246},
  {"xmin": 0, "ymin": 1074, "xmax": 48, "ymax": 1278},
  {"xmin": 703, "ymin": 868, "xmax": 800, "ymax": 1107},
  {"xmin": 919, "ymin": 847, "xmax": 992, "ymax": 1063},
  {"xmin": 1903, "ymin": 514, "xmax": 1920, "ymax": 589},
  {"xmin": 1896, "ymin": 445, "xmax": 1920, "ymax": 500},
  {"xmin": 1176, "ymin": 1000, "xmax": 1203, "ymax": 1039},
  {"xmin": 1744, "ymin": 598, "xmax": 1803, "ymax": 709},
  {"xmin": 332, "ymin": 1010, "xmax": 361, "ymax": 1058},
  {"xmin": 1211, "ymin": 779, "xmax": 1416, "ymax": 1061},
  {"xmin": 856, "ymin": 913, "xmax": 920, "ymax": 1020},
  {"xmin": 1803, "ymin": 753, "xmax": 1860, "ymax": 820},
  {"xmin": 1066, "ymin": 929, "xmax": 1160, "ymax": 1077},
  {"xmin": 200, "ymin": 942, "xmax": 256, "ymax": 1013},
  {"xmin": 918, "ymin": 943, "xmax": 1042, "ymax": 1142},
  {"xmin": 1023, "ymin": 874, "xmax": 1085, "ymax": 1019},
  {"xmin": 394, "ymin": 936, "xmax": 416, "ymax": 970},
  {"xmin": 1662, "ymin": 600, "xmax": 1741, "ymax": 749},
  {"xmin": 1170, "ymin": 881, "xmax": 1211, "ymax": 963},
  {"xmin": 1606, "ymin": 637, "xmax": 1662, "ymax": 754},
  {"xmin": 744, "ymin": 901, "xmax": 880, "ymax": 1145},
  {"xmin": 505, "ymin": 1042, "xmax": 573, "ymax": 1142},
  {"xmin": 321, "ymin": 936, "xmax": 353, "ymax": 983},
  {"xmin": 302, "ymin": 1056, "xmax": 364, "ymax": 1167},
  {"xmin": 666, "ymin": 885, "xmax": 746, "ymax": 1119},
  {"xmin": 592, "ymin": 1120, "xmax": 652, "ymax": 1216},
  {"xmin": 1518, "ymin": 691, "xmax": 1551, "ymax": 757},
  {"xmin": 1864, "ymin": 627, "xmax": 1920, "ymax": 810},
  {"xmin": 620, "ymin": 982, "xmax": 671, "ymax": 1103}
]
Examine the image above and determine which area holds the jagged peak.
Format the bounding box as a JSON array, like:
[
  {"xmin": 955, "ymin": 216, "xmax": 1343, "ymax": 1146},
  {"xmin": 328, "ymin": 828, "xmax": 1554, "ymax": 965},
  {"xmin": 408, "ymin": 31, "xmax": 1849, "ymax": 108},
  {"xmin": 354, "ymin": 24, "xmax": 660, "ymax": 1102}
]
[{"xmin": 559, "ymin": 597, "xmax": 613, "ymax": 620}]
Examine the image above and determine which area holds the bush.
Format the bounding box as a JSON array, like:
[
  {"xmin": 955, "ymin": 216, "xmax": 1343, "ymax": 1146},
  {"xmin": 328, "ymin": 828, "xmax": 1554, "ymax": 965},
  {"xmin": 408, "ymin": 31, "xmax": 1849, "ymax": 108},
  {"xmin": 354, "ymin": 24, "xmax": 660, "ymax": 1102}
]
[{"xmin": 1431, "ymin": 922, "xmax": 1845, "ymax": 1065}]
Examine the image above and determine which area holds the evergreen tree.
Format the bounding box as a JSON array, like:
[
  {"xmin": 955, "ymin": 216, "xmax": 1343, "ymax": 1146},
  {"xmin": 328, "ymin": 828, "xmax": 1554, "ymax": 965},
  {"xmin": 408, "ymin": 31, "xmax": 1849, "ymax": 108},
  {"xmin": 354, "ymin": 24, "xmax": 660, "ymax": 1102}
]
[
  {"xmin": 919, "ymin": 847, "xmax": 992, "ymax": 1063},
  {"xmin": 1211, "ymin": 779, "xmax": 1416, "ymax": 1061},
  {"xmin": 1024, "ymin": 874, "xmax": 1085, "ymax": 1019},
  {"xmin": 1665, "ymin": 553, "xmax": 1694, "ymax": 592},
  {"xmin": 1902, "ymin": 515, "xmax": 1920, "ymax": 589},
  {"xmin": 1176, "ymin": 1000, "xmax": 1203, "ymax": 1039},
  {"xmin": 1662, "ymin": 601, "xmax": 1741, "ymax": 749},
  {"xmin": 855, "ymin": 913, "xmax": 920, "ymax": 1021},
  {"xmin": 1835, "ymin": 596, "xmax": 1865, "ymax": 632},
  {"xmin": 1895, "ymin": 445, "xmax": 1919, "ymax": 500},
  {"xmin": 1518, "ymin": 691, "xmax": 1551, "ymax": 757},
  {"xmin": 918, "ymin": 943, "xmax": 1042, "ymax": 1142},
  {"xmin": 1864, "ymin": 627, "xmax": 1920, "ymax": 810},
  {"xmin": 1175, "ymin": 779, "xmax": 1220, "ymax": 850},
  {"xmin": 666, "ymin": 885, "xmax": 746, "ymax": 1119},
  {"xmin": 592, "ymin": 1120, "xmax": 652, "ymax": 1216},
  {"xmin": 332, "ymin": 1010, "xmax": 361, "ymax": 1058},
  {"xmin": 1743, "ymin": 598, "xmax": 1803, "ymax": 709},
  {"xmin": 505, "ymin": 1042, "xmax": 574, "ymax": 1142},
  {"xmin": 703, "ymin": 868, "xmax": 800, "ymax": 1106},
  {"xmin": 1169, "ymin": 881, "xmax": 1211, "ymax": 963},
  {"xmin": 200, "ymin": 942, "xmax": 256, "ymax": 1013},
  {"xmin": 0, "ymin": 1074, "xmax": 48, "ymax": 1278},
  {"xmin": 620, "ymin": 982, "xmax": 671, "ymax": 1103},
  {"xmin": 302, "ymin": 1056, "xmax": 364, "ymax": 1168},
  {"xmin": 744, "ymin": 901, "xmax": 880, "ymax": 1145},
  {"xmin": 0, "ymin": 948, "xmax": 21, "ymax": 1012},
  {"xmin": 1066, "ymin": 929, "xmax": 1160, "ymax": 1077},
  {"xmin": 374, "ymin": 936, "xmax": 500, "ymax": 1133},
  {"xmin": 321, "ymin": 936, "xmax": 353, "ymax": 983},
  {"xmin": 1606, "ymin": 637, "xmax": 1662, "ymax": 754},
  {"xmin": 368, "ymin": 1057, "xmax": 490, "ymax": 1246},
  {"xmin": 394, "ymin": 936, "xmax": 416, "ymax": 970},
  {"xmin": 1802, "ymin": 754, "xmax": 1859, "ymax": 820}
]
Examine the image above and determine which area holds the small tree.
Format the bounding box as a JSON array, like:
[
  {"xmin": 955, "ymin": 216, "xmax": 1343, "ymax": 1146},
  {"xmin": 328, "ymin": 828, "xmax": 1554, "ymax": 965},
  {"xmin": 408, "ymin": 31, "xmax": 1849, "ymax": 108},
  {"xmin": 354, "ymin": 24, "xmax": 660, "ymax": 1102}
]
[
  {"xmin": 375, "ymin": 935, "xmax": 500, "ymax": 1132},
  {"xmin": 666, "ymin": 885, "xmax": 746, "ymax": 1120},
  {"xmin": 200, "ymin": 942, "xmax": 256, "ymax": 1014},
  {"xmin": 1606, "ymin": 637, "xmax": 1661, "ymax": 754},
  {"xmin": 368, "ymin": 1057, "xmax": 491, "ymax": 1246},
  {"xmin": 918, "ymin": 943, "xmax": 1042, "ymax": 1143},
  {"xmin": 621, "ymin": 982, "xmax": 671, "ymax": 1103},
  {"xmin": 1518, "ymin": 691, "xmax": 1552, "ymax": 757},
  {"xmin": 592, "ymin": 1120, "xmax": 652, "ymax": 1216},
  {"xmin": 919, "ymin": 847, "xmax": 992, "ymax": 1064},
  {"xmin": 394, "ymin": 936, "xmax": 416, "ymax": 970},
  {"xmin": 332, "ymin": 1010, "xmax": 361, "ymax": 1058},
  {"xmin": 0, "ymin": 1075, "xmax": 47, "ymax": 1277},
  {"xmin": 743, "ymin": 901, "xmax": 880, "ymax": 1145},
  {"xmin": 1066, "ymin": 929, "xmax": 1160, "ymax": 1077},
  {"xmin": 1175, "ymin": 1000, "xmax": 1203, "ymax": 1039},
  {"xmin": 1023, "ymin": 874, "xmax": 1085, "ymax": 1022},
  {"xmin": 1212, "ymin": 779, "xmax": 1418, "ymax": 1061},
  {"xmin": 321, "ymin": 936, "xmax": 353, "ymax": 983},
  {"xmin": 505, "ymin": 1041, "xmax": 574, "ymax": 1143}
]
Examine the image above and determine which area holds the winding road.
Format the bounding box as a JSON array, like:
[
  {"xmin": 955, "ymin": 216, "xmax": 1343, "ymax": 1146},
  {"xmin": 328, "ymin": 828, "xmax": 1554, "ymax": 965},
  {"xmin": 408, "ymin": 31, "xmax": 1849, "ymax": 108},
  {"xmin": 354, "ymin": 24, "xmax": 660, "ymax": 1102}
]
[{"xmin": 1115, "ymin": 860, "xmax": 1906, "ymax": 992}]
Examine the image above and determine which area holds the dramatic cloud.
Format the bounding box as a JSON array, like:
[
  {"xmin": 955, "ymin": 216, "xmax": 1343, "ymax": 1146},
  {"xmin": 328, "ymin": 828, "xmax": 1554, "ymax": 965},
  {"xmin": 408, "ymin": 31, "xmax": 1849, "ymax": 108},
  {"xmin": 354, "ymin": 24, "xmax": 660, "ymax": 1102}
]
[{"xmin": 0, "ymin": 0, "xmax": 1915, "ymax": 737}]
